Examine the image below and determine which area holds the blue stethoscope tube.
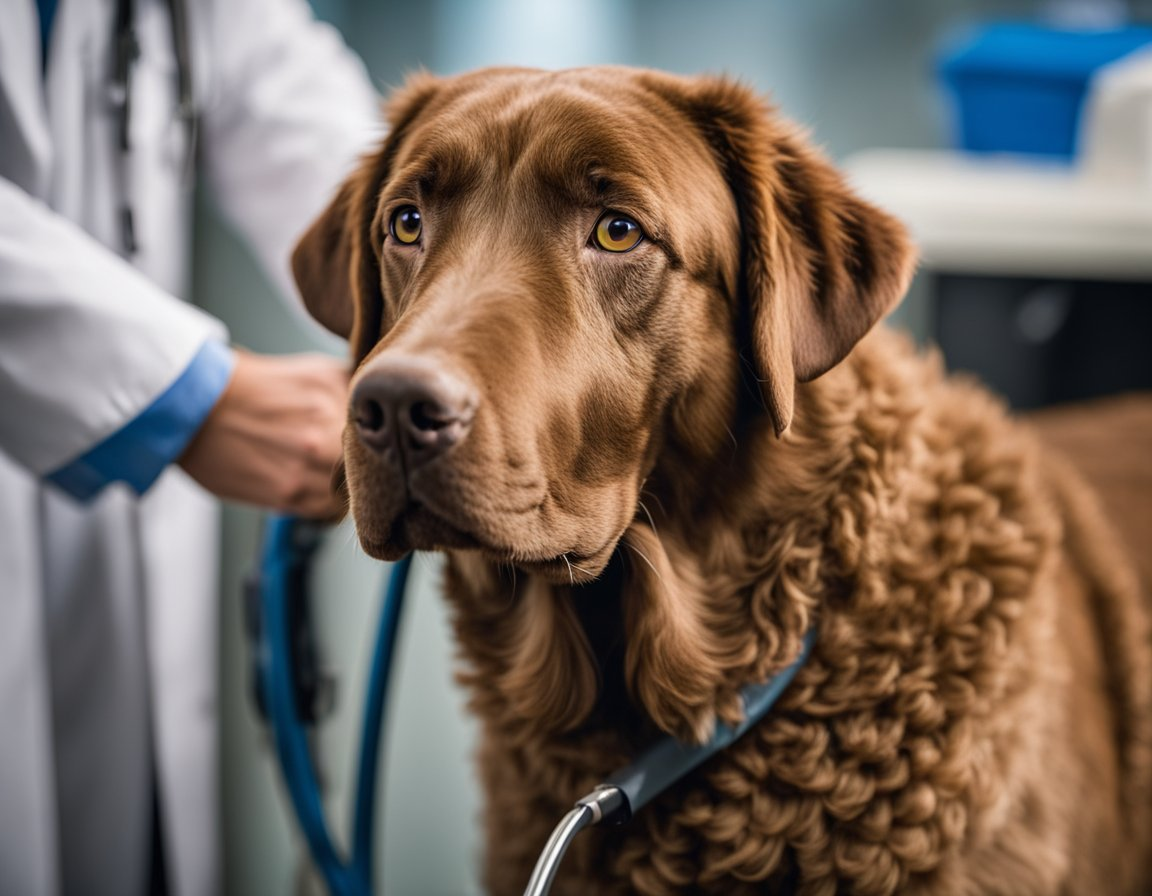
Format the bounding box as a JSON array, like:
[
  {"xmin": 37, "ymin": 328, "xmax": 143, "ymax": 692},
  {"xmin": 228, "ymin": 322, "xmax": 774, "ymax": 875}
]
[
  {"xmin": 256, "ymin": 514, "xmax": 412, "ymax": 896},
  {"xmin": 255, "ymin": 515, "xmax": 814, "ymax": 896}
]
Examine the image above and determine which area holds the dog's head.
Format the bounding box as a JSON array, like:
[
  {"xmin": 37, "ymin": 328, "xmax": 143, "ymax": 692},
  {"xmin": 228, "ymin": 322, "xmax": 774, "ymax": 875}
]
[{"xmin": 293, "ymin": 67, "xmax": 915, "ymax": 582}]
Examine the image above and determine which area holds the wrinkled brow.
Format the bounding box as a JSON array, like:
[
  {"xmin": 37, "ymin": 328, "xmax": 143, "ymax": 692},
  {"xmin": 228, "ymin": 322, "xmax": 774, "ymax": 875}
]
[
  {"xmin": 388, "ymin": 141, "xmax": 484, "ymax": 201},
  {"xmin": 390, "ymin": 133, "xmax": 663, "ymax": 213},
  {"xmin": 561, "ymin": 167, "xmax": 656, "ymax": 212}
]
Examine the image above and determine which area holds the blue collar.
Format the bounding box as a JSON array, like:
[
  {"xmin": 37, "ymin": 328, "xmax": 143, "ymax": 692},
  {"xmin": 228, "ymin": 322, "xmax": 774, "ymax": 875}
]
[{"xmin": 597, "ymin": 627, "xmax": 817, "ymax": 822}]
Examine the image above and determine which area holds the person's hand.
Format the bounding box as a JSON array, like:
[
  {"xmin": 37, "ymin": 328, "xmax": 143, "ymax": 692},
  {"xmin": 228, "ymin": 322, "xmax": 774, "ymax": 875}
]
[{"xmin": 179, "ymin": 349, "xmax": 350, "ymax": 518}]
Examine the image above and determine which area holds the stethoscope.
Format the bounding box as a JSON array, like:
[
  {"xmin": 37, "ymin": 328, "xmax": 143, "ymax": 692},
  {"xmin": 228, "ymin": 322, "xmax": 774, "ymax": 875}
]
[
  {"xmin": 248, "ymin": 514, "xmax": 815, "ymax": 896},
  {"xmin": 110, "ymin": 0, "xmax": 196, "ymax": 256}
]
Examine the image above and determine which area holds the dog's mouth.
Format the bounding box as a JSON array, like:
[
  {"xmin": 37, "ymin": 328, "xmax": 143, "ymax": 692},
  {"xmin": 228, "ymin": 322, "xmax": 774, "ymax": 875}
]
[
  {"xmin": 507, "ymin": 550, "xmax": 608, "ymax": 585},
  {"xmin": 357, "ymin": 501, "xmax": 482, "ymax": 559},
  {"xmin": 356, "ymin": 500, "xmax": 615, "ymax": 584}
]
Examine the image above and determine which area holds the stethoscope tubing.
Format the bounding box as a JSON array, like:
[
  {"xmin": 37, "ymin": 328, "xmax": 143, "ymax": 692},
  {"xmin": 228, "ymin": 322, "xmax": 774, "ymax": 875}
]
[
  {"xmin": 258, "ymin": 514, "xmax": 413, "ymax": 896},
  {"xmin": 257, "ymin": 515, "xmax": 814, "ymax": 896}
]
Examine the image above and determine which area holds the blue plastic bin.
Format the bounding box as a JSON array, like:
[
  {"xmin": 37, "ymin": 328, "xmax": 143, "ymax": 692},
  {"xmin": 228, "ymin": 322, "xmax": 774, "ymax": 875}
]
[{"xmin": 938, "ymin": 23, "xmax": 1152, "ymax": 159}]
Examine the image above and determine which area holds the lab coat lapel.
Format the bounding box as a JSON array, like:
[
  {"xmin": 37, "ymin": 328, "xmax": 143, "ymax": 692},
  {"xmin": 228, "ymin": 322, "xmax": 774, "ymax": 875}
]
[
  {"xmin": 0, "ymin": 460, "xmax": 60, "ymax": 896},
  {"xmin": 0, "ymin": 1, "xmax": 53, "ymax": 196}
]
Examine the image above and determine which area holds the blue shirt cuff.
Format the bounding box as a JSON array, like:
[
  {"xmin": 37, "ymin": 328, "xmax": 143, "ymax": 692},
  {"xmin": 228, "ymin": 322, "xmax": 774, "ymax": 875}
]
[{"xmin": 47, "ymin": 341, "xmax": 236, "ymax": 501}]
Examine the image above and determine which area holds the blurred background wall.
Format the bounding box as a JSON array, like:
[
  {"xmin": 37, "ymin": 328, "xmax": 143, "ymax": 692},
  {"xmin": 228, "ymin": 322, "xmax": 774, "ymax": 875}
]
[{"xmin": 191, "ymin": 2, "xmax": 1152, "ymax": 893}]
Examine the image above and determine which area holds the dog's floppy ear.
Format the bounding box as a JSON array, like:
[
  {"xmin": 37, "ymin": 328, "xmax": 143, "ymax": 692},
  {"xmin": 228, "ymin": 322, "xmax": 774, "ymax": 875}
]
[
  {"xmin": 292, "ymin": 74, "xmax": 443, "ymax": 363},
  {"xmin": 647, "ymin": 75, "xmax": 917, "ymax": 435}
]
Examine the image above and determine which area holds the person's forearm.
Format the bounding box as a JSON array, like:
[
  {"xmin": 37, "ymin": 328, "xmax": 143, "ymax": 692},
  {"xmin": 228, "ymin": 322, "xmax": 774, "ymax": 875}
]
[{"xmin": 0, "ymin": 176, "xmax": 228, "ymax": 474}]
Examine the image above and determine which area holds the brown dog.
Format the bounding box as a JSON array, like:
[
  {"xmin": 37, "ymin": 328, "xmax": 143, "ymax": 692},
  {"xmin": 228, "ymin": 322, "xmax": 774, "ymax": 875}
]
[{"xmin": 292, "ymin": 66, "xmax": 1152, "ymax": 895}]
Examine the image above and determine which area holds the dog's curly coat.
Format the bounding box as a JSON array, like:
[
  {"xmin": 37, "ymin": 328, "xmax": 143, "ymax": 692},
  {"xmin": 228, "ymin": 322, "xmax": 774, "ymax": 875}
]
[{"xmin": 292, "ymin": 67, "xmax": 1152, "ymax": 894}]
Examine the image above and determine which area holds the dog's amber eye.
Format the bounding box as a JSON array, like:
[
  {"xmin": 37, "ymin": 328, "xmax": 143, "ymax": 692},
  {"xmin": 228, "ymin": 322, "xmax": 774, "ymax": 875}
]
[
  {"xmin": 593, "ymin": 213, "xmax": 643, "ymax": 253},
  {"xmin": 390, "ymin": 206, "xmax": 422, "ymax": 245}
]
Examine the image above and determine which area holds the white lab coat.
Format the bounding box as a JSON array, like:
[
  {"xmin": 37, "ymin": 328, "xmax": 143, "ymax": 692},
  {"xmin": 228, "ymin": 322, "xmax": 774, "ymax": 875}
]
[{"xmin": 0, "ymin": 1, "xmax": 378, "ymax": 893}]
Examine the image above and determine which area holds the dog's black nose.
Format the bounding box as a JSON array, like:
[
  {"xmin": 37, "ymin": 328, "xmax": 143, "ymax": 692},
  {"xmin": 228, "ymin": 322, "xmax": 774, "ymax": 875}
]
[{"xmin": 351, "ymin": 356, "xmax": 477, "ymax": 464}]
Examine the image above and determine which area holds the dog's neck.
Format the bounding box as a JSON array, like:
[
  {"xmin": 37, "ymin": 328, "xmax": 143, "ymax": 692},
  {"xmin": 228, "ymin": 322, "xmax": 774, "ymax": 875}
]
[
  {"xmin": 445, "ymin": 331, "xmax": 963, "ymax": 754},
  {"xmin": 444, "ymin": 357, "xmax": 855, "ymax": 756},
  {"xmin": 608, "ymin": 370, "xmax": 848, "ymax": 743}
]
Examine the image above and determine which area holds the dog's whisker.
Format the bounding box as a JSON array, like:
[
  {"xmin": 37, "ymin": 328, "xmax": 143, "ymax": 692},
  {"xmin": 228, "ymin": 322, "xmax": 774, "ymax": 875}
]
[
  {"xmin": 642, "ymin": 489, "xmax": 669, "ymax": 521},
  {"xmin": 638, "ymin": 499, "xmax": 660, "ymax": 538},
  {"xmin": 624, "ymin": 541, "xmax": 666, "ymax": 591},
  {"xmin": 416, "ymin": 551, "xmax": 437, "ymax": 576},
  {"xmin": 494, "ymin": 558, "xmax": 519, "ymax": 609},
  {"xmin": 723, "ymin": 423, "xmax": 739, "ymax": 454},
  {"xmin": 340, "ymin": 522, "xmax": 359, "ymax": 552}
]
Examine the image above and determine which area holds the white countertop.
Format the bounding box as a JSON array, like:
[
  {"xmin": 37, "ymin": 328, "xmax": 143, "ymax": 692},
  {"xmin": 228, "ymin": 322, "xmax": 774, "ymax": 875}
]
[{"xmin": 845, "ymin": 149, "xmax": 1152, "ymax": 281}]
